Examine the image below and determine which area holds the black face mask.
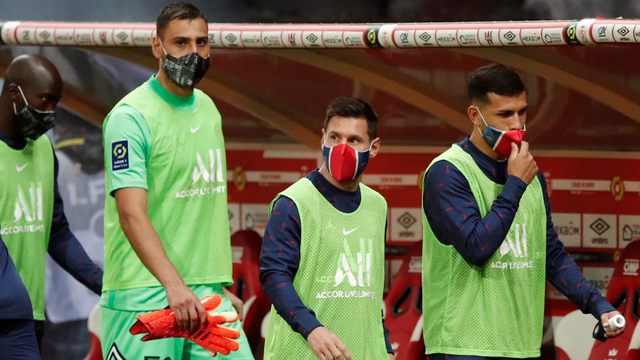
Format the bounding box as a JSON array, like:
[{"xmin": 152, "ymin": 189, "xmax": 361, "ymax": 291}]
[
  {"xmin": 13, "ymin": 86, "xmax": 55, "ymax": 140},
  {"xmin": 160, "ymin": 39, "xmax": 210, "ymax": 88}
]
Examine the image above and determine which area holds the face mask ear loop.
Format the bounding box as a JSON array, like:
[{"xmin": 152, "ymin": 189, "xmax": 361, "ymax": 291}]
[
  {"xmin": 367, "ymin": 139, "xmax": 374, "ymax": 152},
  {"xmin": 158, "ymin": 38, "xmax": 168, "ymax": 56},
  {"xmin": 17, "ymin": 86, "xmax": 30, "ymax": 107},
  {"xmin": 475, "ymin": 106, "xmax": 489, "ymax": 134}
]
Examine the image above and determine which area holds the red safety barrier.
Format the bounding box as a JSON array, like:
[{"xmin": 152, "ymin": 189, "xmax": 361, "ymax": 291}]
[
  {"xmin": 228, "ymin": 230, "xmax": 271, "ymax": 359},
  {"xmin": 588, "ymin": 240, "xmax": 640, "ymax": 360},
  {"xmin": 384, "ymin": 242, "xmax": 426, "ymax": 360}
]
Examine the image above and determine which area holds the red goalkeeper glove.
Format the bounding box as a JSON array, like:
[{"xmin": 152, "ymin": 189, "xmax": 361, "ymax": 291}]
[{"xmin": 129, "ymin": 295, "xmax": 241, "ymax": 356}]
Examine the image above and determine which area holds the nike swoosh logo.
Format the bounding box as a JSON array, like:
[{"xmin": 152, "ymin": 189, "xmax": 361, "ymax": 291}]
[
  {"xmin": 16, "ymin": 163, "xmax": 29, "ymax": 172},
  {"xmin": 190, "ymin": 125, "xmax": 201, "ymax": 133},
  {"xmin": 343, "ymin": 227, "xmax": 358, "ymax": 236}
]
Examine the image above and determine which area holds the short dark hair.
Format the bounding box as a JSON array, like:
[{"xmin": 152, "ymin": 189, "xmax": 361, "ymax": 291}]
[
  {"xmin": 324, "ymin": 97, "xmax": 378, "ymax": 140},
  {"xmin": 157, "ymin": 2, "xmax": 207, "ymax": 39},
  {"xmin": 468, "ymin": 63, "xmax": 525, "ymax": 105}
]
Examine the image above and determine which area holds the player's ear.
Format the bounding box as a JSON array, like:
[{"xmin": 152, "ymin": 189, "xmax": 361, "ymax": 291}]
[
  {"xmin": 468, "ymin": 105, "xmax": 482, "ymax": 127},
  {"xmin": 369, "ymin": 137, "xmax": 380, "ymax": 159},
  {"xmin": 152, "ymin": 36, "xmax": 164, "ymax": 60}
]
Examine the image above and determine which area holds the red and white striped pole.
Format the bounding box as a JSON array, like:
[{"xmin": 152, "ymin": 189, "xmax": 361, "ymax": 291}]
[{"xmin": 1, "ymin": 19, "xmax": 639, "ymax": 48}]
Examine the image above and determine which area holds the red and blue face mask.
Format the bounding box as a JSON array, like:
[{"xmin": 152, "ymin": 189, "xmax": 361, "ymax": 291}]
[
  {"xmin": 476, "ymin": 107, "xmax": 526, "ymax": 158},
  {"xmin": 322, "ymin": 138, "xmax": 373, "ymax": 182}
]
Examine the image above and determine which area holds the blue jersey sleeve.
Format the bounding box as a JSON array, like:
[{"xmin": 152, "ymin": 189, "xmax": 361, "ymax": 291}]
[
  {"xmin": 260, "ymin": 195, "xmax": 322, "ymax": 339},
  {"xmin": 48, "ymin": 152, "xmax": 103, "ymax": 295}
]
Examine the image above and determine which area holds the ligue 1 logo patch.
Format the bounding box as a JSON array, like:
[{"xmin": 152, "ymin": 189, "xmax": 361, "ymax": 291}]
[{"xmin": 112, "ymin": 140, "xmax": 129, "ymax": 171}]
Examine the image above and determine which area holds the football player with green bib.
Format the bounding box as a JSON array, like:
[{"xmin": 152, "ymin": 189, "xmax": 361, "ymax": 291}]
[
  {"xmin": 100, "ymin": 3, "xmax": 253, "ymax": 359},
  {"xmin": 0, "ymin": 54, "xmax": 103, "ymax": 351},
  {"xmin": 421, "ymin": 64, "xmax": 624, "ymax": 360},
  {"xmin": 260, "ymin": 97, "xmax": 395, "ymax": 360}
]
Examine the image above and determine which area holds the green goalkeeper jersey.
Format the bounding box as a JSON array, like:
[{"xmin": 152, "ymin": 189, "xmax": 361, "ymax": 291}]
[{"xmin": 102, "ymin": 76, "xmax": 232, "ymax": 292}]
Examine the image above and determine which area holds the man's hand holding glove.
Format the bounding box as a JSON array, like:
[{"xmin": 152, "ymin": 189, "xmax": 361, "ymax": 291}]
[{"xmin": 129, "ymin": 295, "xmax": 241, "ymax": 356}]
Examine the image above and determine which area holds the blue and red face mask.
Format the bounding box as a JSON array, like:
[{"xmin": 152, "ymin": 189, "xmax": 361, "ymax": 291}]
[
  {"xmin": 322, "ymin": 138, "xmax": 373, "ymax": 182},
  {"xmin": 476, "ymin": 107, "xmax": 526, "ymax": 158}
]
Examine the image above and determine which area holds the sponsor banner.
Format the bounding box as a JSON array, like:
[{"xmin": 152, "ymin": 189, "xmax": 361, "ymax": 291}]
[
  {"xmin": 36, "ymin": 28, "xmax": 56, "ymax": 45},
  {"xmin": 390, "ymin": 208, "xmax": 422, "ymax": 242},
  {"xmin": 541, "ymin": 28, "xmax": 566, "ymax": 45},
  {"xmin": 1, "ymin": 22, "xmax": 20, "ymax": 44},
  {"xmin": 551, "ymin": 179, "xmax": 610, "ymax": 191},
  {"xmin": 241, "ymin": 31, "xmax": 263, "ymax": 48},
  {"xmin": 17, "ymin": 27, "xmax": 37, "ymax": 45},
  {"xmin": 552, "ymin": 213, "xmax": 581, "ymax": 247},
  {"xmin": 228, "ymin": 203, "xmax": 240, "ymax": 235},
  {"xmin": 414, "ymin": 30, "xmax": 438, "ymax": 47},
  {"xmin": 625, "ymin": 180, "xmax": 640, "ymax": 192},
  {"xmin": 240, "ymin": 171, "xmax": 302, "ymax": 184},
  {"xmin": 302, "ymin": 31, "xmax": 323, "ymax": 48},
  {"xmin": 593, "ymin": 24, "xmax": 614, "ymax": 42},
  {"xmin": 583, "ymin": 214, "xmax": 617, "ymax": 248},
  {"xmin": 378, "ymin": 24, "xmax": 396, "ymax": 48},
  {"xmin": 262, "ymin": 31, "xmax": 284, "ymax": 48},
  {"xmin": 322, "ymin": 31, "xmax": 345, "ymax": 48},
  {"xmin": 113, "ymin": 29, "xmax": 133, "ymax": 46},
  {"xmin": 343, "ymin": 31, "xmax": 366, "ymax": 48},
  {"xmin": 582, "ymin": 266, "xmax": 614, "ymax": 296},
  {"xmin": 479, "ymin": 29, "xmax": 500, "ymax": 46},
  {"xmin": 435, "ymin": 29, "xmax": 457, "ymax": 47},
  {"xmin": 365, "ymin": 26, "xmax": 382, "ymax": 48},
  {"xmin": 54, "ymin": 28, "xmax": 75, "ymax": 45},
  {"xmin": 623, "ymin": 258, "xmax": 640, "ymax": 276},
  {"xmin": 415, "ymin": 29, "xmax": 437, "ymax": 47},
  {"xmin": 499, "ymin": 29, "xmax": 523, "ymax": 46},
  {"xmin": 361, "ymin": 174, "xmax": 420, "ymax": 186},
  {"xmin": 457, "ymin": 29, "xmax": 480, "ymax": 46},
  {"xmin": 208, "ymin": 31, "xmax": 223, "ymax": 47},
  {"xmin": 74, "ymin": 29, "xmax": 94, "ymax": 45},
  {"xmin": 521, "ymin": 28, "xmax": 544, "ymax": 46},
  {"xmin": 619, "ymin": 215, "xmax": 640, "ymax": 248},
  {"xmin": 564, "ymin": 22, "xmax": 580, "ymax": 46},
  {"xmin": 282, "ymin": 31, "xmax": 303, "ymax": 48},
  {"xmin": 613, "ymin": 24, "xmax": 635, "ymax": 42},
  {"xmin": 394, "ymin": 30, "xmax": 416, "ymax": 48},
  {"xmin": 221, "ymin": 31, "xmax": 242, "ymax": 47},
  {"xmin": 132, "ymin": 30, "xmax": 152, "ymax": 46},
  {"xmin": 576, "ymin": 18, "xmax": 597, "ymax": 45},
  {"xmin": 241, "ymin": 203, "xmax": 270, "ymax": 236},
  {"xmin": 94, "ymin": 29, "xmax": 114, "ymax": 46}
]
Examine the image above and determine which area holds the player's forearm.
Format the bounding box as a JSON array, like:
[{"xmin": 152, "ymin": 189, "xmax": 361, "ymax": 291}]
[
  {"xmin": 48, "ymin": 231, "xmax": 103, "ymax": 294},
  {"xmin": 261, "ymin": 269, "xmax": 322, "ymax": 339},
  {"xmin": 118, "ymin": 210, "xmax": 184, "ymax": 288}
]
